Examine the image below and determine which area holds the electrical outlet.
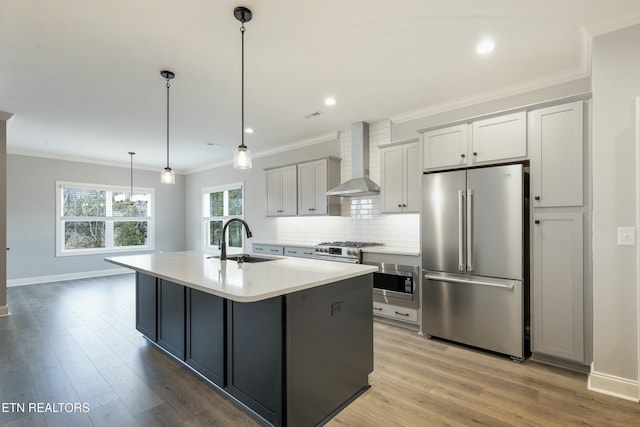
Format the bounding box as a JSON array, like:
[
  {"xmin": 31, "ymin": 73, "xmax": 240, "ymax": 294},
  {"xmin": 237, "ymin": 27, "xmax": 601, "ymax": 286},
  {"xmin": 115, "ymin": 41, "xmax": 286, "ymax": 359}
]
[{"xmin": 617, "ymin": 227, "xmax": 636, "ymax": 246}]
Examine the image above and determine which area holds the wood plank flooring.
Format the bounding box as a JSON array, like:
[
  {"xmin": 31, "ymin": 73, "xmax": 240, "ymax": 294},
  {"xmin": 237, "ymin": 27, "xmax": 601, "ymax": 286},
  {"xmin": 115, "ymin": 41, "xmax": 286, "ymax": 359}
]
[{"xmin": 1, "ymin": 274, "xmax": 638, "ymax": 427}]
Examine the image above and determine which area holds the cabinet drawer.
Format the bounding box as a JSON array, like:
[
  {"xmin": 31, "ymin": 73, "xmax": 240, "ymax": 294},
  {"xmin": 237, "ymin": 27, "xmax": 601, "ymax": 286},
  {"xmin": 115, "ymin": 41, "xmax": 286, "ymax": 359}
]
[
  {"xmin": 252, "ymin": 244, "xmax": 284, "ymax": 255},
  {"xmin": 284, "ymin": 246, "xmax": 316, "ymax": 258},
  {"xmin": 373, "ymin": 302, "xmax": 418, "ymax": 323}
]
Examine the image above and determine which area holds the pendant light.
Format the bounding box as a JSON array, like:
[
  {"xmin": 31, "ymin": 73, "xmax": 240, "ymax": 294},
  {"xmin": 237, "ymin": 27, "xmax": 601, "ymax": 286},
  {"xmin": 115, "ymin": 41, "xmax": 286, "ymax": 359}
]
[
  {"xmin": 127, "ymin": 151, "xmax": 135, "ymax": 204},
  {"xmin": 160, "ymin": 70, "xmax": 176, "ymax": 184},
  {"xmin": 233, "ymin": 6, "xmax": 252, "ymax": 169}
]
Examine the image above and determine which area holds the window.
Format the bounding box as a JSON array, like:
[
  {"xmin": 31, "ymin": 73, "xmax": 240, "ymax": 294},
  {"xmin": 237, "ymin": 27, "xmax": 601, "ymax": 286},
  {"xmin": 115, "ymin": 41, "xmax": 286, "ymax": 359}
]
[
  {"xmin": 203, "ymin": 183, "xmax": 244, "ymax": 250},
  {"xmin": 56, "ymin": 181, "xmax": 154, "ymax": 256}
]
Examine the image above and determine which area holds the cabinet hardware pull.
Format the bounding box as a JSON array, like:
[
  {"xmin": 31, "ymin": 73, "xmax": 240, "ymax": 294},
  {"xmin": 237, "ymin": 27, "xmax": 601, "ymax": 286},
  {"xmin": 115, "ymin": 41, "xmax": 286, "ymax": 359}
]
[
  {"xmin": 398, "ymin": 204, "xmax": 402, "ymax": 208},
  {"xmin": 473, "ymin": 152, "xmax": 478, "ymax": 156},
  {"xmin": 373, "ymin": 307, "xmax": 383, "ymax": 311},
  {"xmin": 534, "ymin": 196, "xmax": 540, "ymax": 200},
  {"xmin": 534, "ymin": 220, "xmax": 540, "ymax": 224},
  {"xmin": 395, "ymin": 311, "xmax": 410, "ymax": 316},
  {"xmin": 460, "ymin": 153, "xmax": 465, "ymax": 159}
]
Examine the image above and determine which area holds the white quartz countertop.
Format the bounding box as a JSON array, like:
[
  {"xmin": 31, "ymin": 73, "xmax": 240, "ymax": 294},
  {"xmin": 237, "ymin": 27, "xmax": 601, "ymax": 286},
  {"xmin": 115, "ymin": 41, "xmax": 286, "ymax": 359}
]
[{"xmin": 105, "ymin": 250, "xmax": 376, "ymax": 303}]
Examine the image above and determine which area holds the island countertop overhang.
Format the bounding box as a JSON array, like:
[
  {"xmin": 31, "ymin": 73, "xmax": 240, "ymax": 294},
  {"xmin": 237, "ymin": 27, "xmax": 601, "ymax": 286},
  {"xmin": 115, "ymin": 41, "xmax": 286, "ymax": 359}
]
[{"xmin": 105, "ymin": 250, "xmax": 377, "ymax": 302}]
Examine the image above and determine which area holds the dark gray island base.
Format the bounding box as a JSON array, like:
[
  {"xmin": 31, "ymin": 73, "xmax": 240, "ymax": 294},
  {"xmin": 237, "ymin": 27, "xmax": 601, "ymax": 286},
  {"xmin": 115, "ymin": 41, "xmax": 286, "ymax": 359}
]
[{"xmin": 135, "ymin": 271, "xmax": 374, "ymax": 427}]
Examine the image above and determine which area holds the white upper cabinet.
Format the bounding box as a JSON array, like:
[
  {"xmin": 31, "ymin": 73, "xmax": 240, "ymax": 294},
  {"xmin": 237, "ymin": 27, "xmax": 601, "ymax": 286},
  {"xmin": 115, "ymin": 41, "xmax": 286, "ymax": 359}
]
[
  {"xmin": 471, "ymin": 111, "xmax": 527, "ymax": 164},
  {"xmin": 266, "ymin": 165, "xmax": 297, "ymax": 216},
  {"xmin": 529, "ymin": 101, "xmax": 584, "ymax": 207},
  {"xmin": 422, "ymin": 124, "xmax": 468, "ymax": 170},
  {"xmin": 380, "ymin": 140, "xmax": 420, "ymax": 213},
  {"xmin": 421, "ymin": 111, "xmax": 526, "ymax": 171},
  {"xmin": 297, "ymin": 158, "xmax": 341, "ymax": 216}
]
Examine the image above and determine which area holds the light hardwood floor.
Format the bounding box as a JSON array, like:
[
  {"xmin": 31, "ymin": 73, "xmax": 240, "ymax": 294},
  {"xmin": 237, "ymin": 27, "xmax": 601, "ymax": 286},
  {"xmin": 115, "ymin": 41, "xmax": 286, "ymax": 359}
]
[{"xmin": 1, "ymin": 275, "xmax": 638, "ymax": 427}]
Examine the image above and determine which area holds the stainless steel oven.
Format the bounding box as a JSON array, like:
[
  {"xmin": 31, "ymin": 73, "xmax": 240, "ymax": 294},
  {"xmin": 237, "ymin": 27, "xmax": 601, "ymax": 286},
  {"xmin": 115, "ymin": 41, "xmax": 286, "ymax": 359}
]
[{"xmin": 367, "ymin": 262, "xmax": 420, "ymax": 309}]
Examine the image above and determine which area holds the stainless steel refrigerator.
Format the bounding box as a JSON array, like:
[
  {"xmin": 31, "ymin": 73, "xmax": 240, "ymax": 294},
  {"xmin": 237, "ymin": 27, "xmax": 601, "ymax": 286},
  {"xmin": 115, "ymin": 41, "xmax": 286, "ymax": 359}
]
[{"xmin": 421, "ymin": 163, "xmax": 528, "ymax": 360}]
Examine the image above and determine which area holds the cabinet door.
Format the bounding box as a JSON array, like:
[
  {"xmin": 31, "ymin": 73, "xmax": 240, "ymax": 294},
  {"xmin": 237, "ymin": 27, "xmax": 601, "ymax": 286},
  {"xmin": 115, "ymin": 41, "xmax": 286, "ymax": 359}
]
[
  {"xmin": 380, "ymin": 145, "xmax": 404, "ymax": 213},
  {"xmin": 136, "ymin": 273, "xmax": 157, "ymax": 341},
  {"xmin": 186, "ymin": 289, "xmax": 225, "ymax": 386},
  {"xmin": 532, "ymin": 213, "xmax": 584, "ymax": 362},
  {"xmin": 530, "ymin": 101, "xmax": 583, "ymax": 207},
  {"xmin": 471, "ymin": 111, "xmax": 527, "ymax": 164},
  {"xmin": 298, "ymin": 161, "xmax": 315, "ymax": 215},
  {"xmin": 266, "ymin": 169, "xmax": 283, "ymax": 216},
  {"xmin": 227, "ymin": 298, "xmax": 284, "ymax": 426},
  {"xmin": 422, "ymin": 124, "xmax": 468, "ymax": 170},
  {"xmin": 403, "ymin": 142, "xmax": 421, "ymax": 212},
  {"xmin": 158, "ymin": 280, "xmax": 186, "ymax": 360},
  {"xmin": 280, "ymin": 165, "xmax": 298, "ymax": 215},
  {"xmin": 312, "ymin": 160, "xmax": 328, "ymax": 214}
]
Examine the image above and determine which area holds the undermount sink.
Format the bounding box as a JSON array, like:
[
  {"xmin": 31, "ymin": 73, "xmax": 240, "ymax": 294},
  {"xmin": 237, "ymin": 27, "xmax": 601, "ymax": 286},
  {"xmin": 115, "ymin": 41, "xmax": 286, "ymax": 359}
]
[{"xmin": 208, "ymin": 254, "xmax": 275, "ymax": 263}]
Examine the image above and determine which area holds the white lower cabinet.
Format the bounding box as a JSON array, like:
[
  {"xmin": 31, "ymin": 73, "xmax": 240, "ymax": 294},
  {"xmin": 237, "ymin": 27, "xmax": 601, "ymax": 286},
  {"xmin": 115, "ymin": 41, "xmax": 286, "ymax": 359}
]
[
  {"xmin": 372, "ymin": 302, "xmax": 418, "ymax": 323},
  {"xmin": 532, "ymin": 212, "xmax": 584, "ymax": 362}
]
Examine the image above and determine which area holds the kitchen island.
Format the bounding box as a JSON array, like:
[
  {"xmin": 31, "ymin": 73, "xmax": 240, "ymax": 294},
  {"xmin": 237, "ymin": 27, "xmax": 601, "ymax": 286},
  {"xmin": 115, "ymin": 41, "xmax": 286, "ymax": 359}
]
[{"xmin": 106, "ymin": 250, "xmax": 377, "ymax": 427}]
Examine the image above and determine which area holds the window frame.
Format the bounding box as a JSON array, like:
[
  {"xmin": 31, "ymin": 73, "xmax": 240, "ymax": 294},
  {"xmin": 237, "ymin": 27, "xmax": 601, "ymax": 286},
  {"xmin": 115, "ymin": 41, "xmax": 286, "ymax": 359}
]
[
  {"xmin": 56, "ymin": 181, "xmax": 155, "ymax": 257},
  {"xmin": 202, "ymin": 182, "xmax": 245, "ymax": 251}
]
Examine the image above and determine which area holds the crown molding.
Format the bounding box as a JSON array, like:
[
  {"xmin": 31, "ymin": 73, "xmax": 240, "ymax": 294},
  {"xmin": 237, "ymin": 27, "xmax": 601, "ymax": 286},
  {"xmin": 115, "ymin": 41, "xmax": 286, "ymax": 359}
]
[
  {"xmin": 6, "ymin": 148, "xmax": 183, "ymax": 174},
  {"xmin": 390, "ymin": 66, "xmax": 589, "ymax": 124},
  {"xmin": 585, "ymin": 14, "xmax": 640, "ymax": 37},
  {"xmin": 0, "ymin": 111, "xmax": 14, "ymax": 121}
]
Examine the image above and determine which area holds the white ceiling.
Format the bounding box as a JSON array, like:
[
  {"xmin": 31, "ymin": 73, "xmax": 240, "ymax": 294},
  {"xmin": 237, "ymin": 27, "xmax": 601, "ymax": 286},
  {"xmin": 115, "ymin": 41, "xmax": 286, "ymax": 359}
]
[{"xmin": 2, "ymin": 0, "xmax": 640, "ymax": 173}]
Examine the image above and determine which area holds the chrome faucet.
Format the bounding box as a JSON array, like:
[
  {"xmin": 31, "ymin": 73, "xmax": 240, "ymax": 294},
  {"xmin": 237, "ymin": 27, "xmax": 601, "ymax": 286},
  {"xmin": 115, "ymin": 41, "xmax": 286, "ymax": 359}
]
[{"xmin": 219, "ymin": 218, "xmax": 253, "ymax": 261}]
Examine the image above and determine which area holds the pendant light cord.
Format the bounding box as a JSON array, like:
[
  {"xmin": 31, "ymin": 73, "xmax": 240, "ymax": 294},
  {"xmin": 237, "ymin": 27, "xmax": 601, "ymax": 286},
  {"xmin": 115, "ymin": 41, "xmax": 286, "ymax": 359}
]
[
  {"xmin": 240, "ymin": 23, "xmax": 245, "ymax": 149},
  {"xmin": 166, "ymin": 78, "xmax": 171, "ymax": 168}
]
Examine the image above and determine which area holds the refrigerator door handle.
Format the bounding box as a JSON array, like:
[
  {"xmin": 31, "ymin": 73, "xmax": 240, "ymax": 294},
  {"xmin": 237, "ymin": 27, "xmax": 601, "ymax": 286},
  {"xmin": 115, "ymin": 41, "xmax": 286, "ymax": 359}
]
[
  {"xmin": 457, "ymin": 190, "xmax": 465, "ymax": 271},
  {"xmin": 424, "ymin": 274, "xmax": 515, "ymax": 290},
  {"xmin": 466, "ymin": 189, "xmax": 473, "ymax": 271}
]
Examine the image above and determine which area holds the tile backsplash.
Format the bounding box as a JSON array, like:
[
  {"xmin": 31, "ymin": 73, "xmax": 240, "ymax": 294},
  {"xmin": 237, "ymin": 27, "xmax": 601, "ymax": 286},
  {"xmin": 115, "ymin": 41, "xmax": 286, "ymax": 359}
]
[{"xmin": 273, "ymin": 120, "xmax": 420, "ymax": 249}]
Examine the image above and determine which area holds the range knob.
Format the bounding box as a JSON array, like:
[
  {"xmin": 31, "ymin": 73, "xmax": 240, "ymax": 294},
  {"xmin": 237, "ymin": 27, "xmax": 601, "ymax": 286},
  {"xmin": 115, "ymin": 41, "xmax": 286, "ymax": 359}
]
[{"xmin": 349, "ymin": 249, "xmax": 358, "ymax": 256}]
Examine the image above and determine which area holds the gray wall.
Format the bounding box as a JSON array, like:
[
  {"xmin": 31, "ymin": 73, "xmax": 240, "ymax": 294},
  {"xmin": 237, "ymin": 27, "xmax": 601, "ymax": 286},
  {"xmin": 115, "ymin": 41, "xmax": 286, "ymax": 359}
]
[
  {"xmin": 7, "ymin": 154, "xmax": 186, "ymax": 281},
  {"xmin": 185, "ymin": 141, "xmax": 340, "ymax": 251},
  {"xmin": 592, "ymin": 24, "xmax": 640, "ymax": 383}
]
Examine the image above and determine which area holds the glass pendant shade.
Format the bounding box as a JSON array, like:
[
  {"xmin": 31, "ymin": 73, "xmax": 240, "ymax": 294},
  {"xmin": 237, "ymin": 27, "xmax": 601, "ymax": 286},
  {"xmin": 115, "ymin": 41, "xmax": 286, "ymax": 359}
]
[
  {"xmin": 234, "ymin": 145, "xmax": 252, "ymax": 169},
  {"xmin": 160, "ymin": 167, "xmax": 175, "ymax": 184}
]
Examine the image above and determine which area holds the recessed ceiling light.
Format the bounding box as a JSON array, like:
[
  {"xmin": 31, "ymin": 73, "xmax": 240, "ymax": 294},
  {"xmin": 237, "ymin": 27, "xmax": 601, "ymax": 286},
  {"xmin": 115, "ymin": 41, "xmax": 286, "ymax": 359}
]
[
  {"xmin": 476, "ymin": 39, "xmax": 495, "ymax": 55},
  {"xmin": 244, "ymin": 127, "xmax": 254, "ymax": 134},
  {"xmin": 324, "ymin": 97, "xmax": 336, "ymax": 106}
]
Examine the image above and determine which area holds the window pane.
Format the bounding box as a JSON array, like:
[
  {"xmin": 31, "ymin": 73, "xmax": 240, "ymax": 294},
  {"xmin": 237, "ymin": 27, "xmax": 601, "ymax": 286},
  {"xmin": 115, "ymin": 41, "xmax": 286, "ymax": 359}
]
[
  {"xmin": 209, "ymin": 192, "xmax": 223, "ymax": 216},
  {"xmin": 64, "ymin": 221, "xmax": 105, "ymax": 249},
  {"xmin": 228, "ymin": 189, "xmax": 243, "ymax": 216},
  {"xmin": 209, "ymin": 220, "xmax": 222, "ymax": 246},
  {"xmin": 63, "ymin": 188, "xmax": 106, "ymax": 217},
  {"xmin": 112, "ymin": 193, "xmax": 150, "ymax": 217},
  {"xmin": 114, "ymin": 221, "xmax": 148, "ymax": 247},
  {"xmin": 228, "ymin": 221, "xmax": 243, "ymax": 248}
]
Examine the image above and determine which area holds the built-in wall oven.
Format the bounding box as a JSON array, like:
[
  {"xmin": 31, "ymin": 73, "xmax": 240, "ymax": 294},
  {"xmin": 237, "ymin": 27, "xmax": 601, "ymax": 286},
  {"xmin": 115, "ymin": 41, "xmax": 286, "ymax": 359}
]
[{"xmin": 368, "ymin": 262, "xmax": 420, "ymax": 309}]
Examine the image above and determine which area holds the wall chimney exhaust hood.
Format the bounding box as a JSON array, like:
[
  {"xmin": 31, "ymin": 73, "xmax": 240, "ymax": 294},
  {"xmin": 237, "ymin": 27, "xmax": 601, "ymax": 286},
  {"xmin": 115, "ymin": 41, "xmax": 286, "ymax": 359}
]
[{"xmin": 326, "ymin": 121, "xmax": 380, "ymax": 197}]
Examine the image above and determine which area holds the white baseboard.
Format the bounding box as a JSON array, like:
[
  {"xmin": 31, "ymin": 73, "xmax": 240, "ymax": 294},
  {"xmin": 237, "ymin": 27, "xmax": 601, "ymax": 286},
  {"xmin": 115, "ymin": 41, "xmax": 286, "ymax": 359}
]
[
  {"xmin": 0, "ymin": 305, "xmax": 8, "ymax": 317},
  {"xmin": 7, "ymin": 268, "xmax": 133, "ymax": 287},
  {"xmin": 588, "ymin": 364, "xmax": 640, "ymax": 402}
]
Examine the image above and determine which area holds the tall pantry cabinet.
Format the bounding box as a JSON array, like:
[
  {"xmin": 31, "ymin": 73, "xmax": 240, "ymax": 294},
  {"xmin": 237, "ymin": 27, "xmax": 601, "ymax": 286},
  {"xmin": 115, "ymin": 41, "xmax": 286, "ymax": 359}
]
[{"xmin": 529, "ymin": 100, "xmax": 589, "ymax": 364}]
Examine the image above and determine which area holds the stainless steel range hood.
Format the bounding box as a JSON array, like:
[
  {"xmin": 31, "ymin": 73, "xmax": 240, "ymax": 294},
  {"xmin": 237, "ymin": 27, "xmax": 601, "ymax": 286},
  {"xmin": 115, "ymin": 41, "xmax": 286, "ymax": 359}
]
[{"xmin": 326, "ymin": 121, "xmax": 380, "ymax": 196}]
